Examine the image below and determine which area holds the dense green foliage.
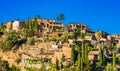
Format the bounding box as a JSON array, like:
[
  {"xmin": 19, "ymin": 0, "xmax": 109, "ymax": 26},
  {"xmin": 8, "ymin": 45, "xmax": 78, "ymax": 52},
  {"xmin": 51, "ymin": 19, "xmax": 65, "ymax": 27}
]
[
  {"xmin": 71, "ymin": 45, "xmax": 76, "ymax": 63},
  {"xmin": 0, "ymin": 59, "xmax": 9, "ymax": 71},
  {"xmin": 10, "ymin": 66, "xmax": 20, "ymax": 71},
  {"xmin": 57, "ymin": 13, "xmax": 65, "ymax": 22},
  {"xmin": 61, "ymin": 54, "xmax": 65, "ymax": 62},
  {"xmin": 0, "ymin": 24, "xmax": 6, "ymax": 35},
  {"xmin": 99, "ymin": 44, "xmax": 105, "ymax": 66},
  {"xmin": 28, "ymin": 37, "xmax": 35, "ymax": 45},
  {"xmin": 112, "ymin": 52, "xmax": 117, "ymax": 71},
  {"xmin": 0, "ymin": 31, "xmax": 18, "ymax": 51},
  {"xmin": 55, "ymin": 58, "xmax": 59, "ymax": 70}
]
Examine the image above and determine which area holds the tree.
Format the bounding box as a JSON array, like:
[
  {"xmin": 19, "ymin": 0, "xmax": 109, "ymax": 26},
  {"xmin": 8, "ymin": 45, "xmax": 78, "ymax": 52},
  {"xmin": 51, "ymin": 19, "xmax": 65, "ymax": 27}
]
[
  {"xmin": 55, "ymin": 58, "xmax": 59, "ymax": 70},
  {"xmin": 21, "ymin": 18, "xmax": 38, "ymax": 38},
  {"xmin": 112, "ymin": 52, "xmax": 117, "ymax": 71},
  {"xmin": 39, "ymin": 63, "xmax": 46, "ymax": 71},
  {"xmin": 34, "ymin": 15, "xmax": 39, "ymax": 31},
  {"xmin": 99, "ymin": 44, "xmax": 105, "ymax": 66},
  {"xmin": 84, "ymin": 43, "xmax": 87, "ymax": 64},
  {"xmin": 81, "ymin": 42, "xmax": 85, "ymax": 63},
  {"xmin": 61, "ymin": 54, "xmax": 65, "ymax": 62},
  {"xmin": 57, "ymin": 13, "xmax": 65, "ymax": 22},
  {"xmin": 0, "ymin": 31, "xmax": 18, "ymax": 51},
  {"xmin": 71, "ymin": 46, "xmax": 75, "ymax": 63},
  {"xmin": 80, "ymin": 42, "xmax": 90, "ymax": 71},
  {"xmin": 84, "ymin": 43, "xmax": 90, "ymax": 71},
  {"xmin": 21, "ymin": 28, "xmax": 34, "ymax": 37},
  {"xmin": 28, "ymin": 37, "xmax": 35, "ymax": 45},
  {"xmin": 0, "ymin": 59, "xmax": 10, "ymax": 71},
  {"xmin": 15, "ymin": 57, "xmax": 21, "ymax": 64},
  {"xmin": 25, "ymin": 67, "xmax": 39, "ymax": 71},
  {"xmin": 10, "ymin": 66, "xmax": 20, "ymax": 71},
  {"xmin": 0, "ymin": 23, "xmax": 7, "ymax": 34},
  {"xmin": 10, "ymin": 22, "xmax": 13, "ymax": 30},
  {"xmin": 77, "ymin": 54, "xmax": 81, "ymax": 71},
  {"xmin": 34, "ymin": 15, "xmax": 40, "ymax": 20},
  {"xmin": 72, "ymin": 30, "xmax": 81, "ymax": 39},
  {"xmin": 61, "ymin": 33, "xmax": 70, "ymax": 41},
  {"xmin": 104, "ymin": 63, "xmax": 113, "ymax": 71}
]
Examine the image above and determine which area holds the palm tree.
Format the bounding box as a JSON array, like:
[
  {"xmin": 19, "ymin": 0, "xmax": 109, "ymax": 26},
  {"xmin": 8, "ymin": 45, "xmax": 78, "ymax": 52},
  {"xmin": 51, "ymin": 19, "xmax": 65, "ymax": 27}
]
[
  {"xmin": 35, "ymin": 15, "xmax": 40, "ymax": 20},
  {"xmin": 57, "ymin": 13, "xmax": 65, "ymax": 22}
]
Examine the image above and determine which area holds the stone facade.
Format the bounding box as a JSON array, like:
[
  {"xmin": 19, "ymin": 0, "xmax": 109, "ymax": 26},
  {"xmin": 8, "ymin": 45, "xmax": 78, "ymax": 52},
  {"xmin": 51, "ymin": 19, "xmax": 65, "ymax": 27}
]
[
  {"xmin": 112, "ymin": 34, "xmax": 120, "ymax": 40},
  {"xmin": 88, "ymin": 51, "xmax": 99, "ymax": 61},
  {"xmin": 5, "ymin": 20, "xmax": 25, "ymax": 32},
  {"xmin": 68, "ymin": 23, "xmax": 89, "ymax": 33},
  {"xmin": 37, "ymin": 19, "xmax": 62, "ymax": 32}
]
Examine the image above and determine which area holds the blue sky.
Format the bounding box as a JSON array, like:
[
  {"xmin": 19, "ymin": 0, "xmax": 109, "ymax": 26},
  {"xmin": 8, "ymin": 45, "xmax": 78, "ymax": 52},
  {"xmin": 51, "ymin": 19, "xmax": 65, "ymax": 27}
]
[{"xmin": 0, "ymin": 0, "xmax": 120, "ymax": 34}]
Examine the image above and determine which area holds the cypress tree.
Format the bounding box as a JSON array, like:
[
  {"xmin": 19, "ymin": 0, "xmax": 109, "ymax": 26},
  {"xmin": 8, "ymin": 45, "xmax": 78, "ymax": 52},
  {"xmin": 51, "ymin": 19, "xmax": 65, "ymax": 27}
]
[
  {"xmin": 84, "ymin": 43, "xmax": 87, "ymax": 64},
  {"xmin": 81, "ymin": 58, "xmax": 83, "ymax": 71},
  {"xmin": 71, "ymin": 46, "xmax": 75, "ymax": 63},
  {"xmin": 85, "ymin": 43, "xmax": 90, "ymax": 71},
  {"xmin": 112, "ymin": 52, "xmax": 117, "ymax": 71},
  {"xmin": 61, "ymin": 54, "xmax": 65, "ymax": 62},
  {"xmin": 81, "ymin": 41, "xmax": 86, "ymax": 71},
  {"xmin": 82, "ymin": 42, "xmax": 85, "ymax": 63},
  {"xmin": 10, "ymin": 23, "xmax": 12, "ymax": 30},
  {"xmin": 55, "ymin": 58, "xmax": 59, "ymax": 70},
  {"xmin": 76, "ymin": 42, "xmax": 90, "ymax": 71},
  {"xmin": 77, "ymin": 54, "xmax": 81, "ymax": 71},
  {"xmin": 105, "ymin": 63, "xmax": 113, "ymax": 71},
  {"xmin": 99, "ymin": 44, "xmax": 104, "ymax": 66}
]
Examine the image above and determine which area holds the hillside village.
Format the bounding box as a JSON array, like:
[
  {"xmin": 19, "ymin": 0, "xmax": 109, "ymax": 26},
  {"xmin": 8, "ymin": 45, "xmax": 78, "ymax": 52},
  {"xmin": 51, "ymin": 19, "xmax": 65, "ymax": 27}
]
[{"xmin": 0, "ymin": 15, "xmax": 120, "ymax": 71}]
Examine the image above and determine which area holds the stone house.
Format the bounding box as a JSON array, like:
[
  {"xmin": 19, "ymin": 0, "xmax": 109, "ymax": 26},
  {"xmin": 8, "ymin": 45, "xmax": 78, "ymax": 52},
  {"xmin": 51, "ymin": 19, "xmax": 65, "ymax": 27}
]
[
  {"xmin": 52, "ymin": 43, "xmax": 71, "ymax": 63},
  {"xmin": 85, "ymin": 35, "xmax": 96, "ymax": 41},
  {"xmin": 84, "ymin": 35, "xmax": 97, "ymax": 46},
  {"xmin": 67, "ymin": 23, "xmax": 89, "ymax": 33},
  {"xmin": 68, "ymin": 23, "xmax": 87, "ymax": 30},
  {"xmin": 112, "ymin": 34, "xmax": 120, "ymax": 40},
  {"xmin": 4, "ymin": 20, "xmax": 25, "ymax": 32},
  {"xmin": 107, "ymin": 35, "xmax": 115, "ymax": 41},
  {"xmin": 100, "ymin": 38, "xmax": 107, "ymax": 42},
  {"xmin": 37, "ymin": 19, "xmax": 62, "ymax": 33},
  {"xmin": 88, "ymin": 51, "xmax": 99, "ymax": 61}
]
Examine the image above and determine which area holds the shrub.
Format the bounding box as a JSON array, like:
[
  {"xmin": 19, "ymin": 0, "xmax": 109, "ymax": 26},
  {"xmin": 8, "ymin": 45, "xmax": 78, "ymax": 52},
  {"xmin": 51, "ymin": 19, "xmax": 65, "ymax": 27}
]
[
  {"xmin": 0, "ymin": 31, "xmax": 18, "ymax": 51},
  {"xmin": 61, "ymin": 54, "xmax": 65, "ymax": 62},
  {"xmin": 28, "ymin": 37, "xmax": 35, "ymax": 45},
  {"xmin": 15, "ymin": 58, "xmax": 21, "ymax": 64}
]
